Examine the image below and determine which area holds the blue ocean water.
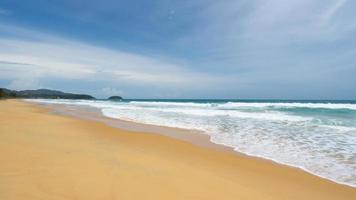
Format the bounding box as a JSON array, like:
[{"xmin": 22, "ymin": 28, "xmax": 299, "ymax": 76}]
[{"xmin": 30, "ymin": 99, "xmax": 356, "ymax": 187}]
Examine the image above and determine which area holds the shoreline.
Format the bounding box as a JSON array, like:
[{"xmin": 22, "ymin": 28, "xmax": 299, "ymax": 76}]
[
  {"xmin": 1, "ymin": 99, "xmax": 356, "ymax": 199},
  {"xmin": 31, "ymin": 100, "xmax": 356, "ymax": 188},
  {"xmin": 35, "ymin": 102, "xmax": 235, "ymax": 152}
]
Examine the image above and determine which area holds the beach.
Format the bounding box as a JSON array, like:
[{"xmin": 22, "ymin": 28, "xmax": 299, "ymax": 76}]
[{"xmin": 1, "ymin": 100, "xmax": 356, "ymax": 200}]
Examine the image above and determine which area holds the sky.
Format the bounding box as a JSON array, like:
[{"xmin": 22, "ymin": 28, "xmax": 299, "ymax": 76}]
[{"xmin": 0, "ymin": 0, "xmax": 355, "ymax": 99}]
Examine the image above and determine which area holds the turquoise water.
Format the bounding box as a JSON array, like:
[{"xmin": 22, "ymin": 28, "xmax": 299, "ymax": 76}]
[{"xmin": 30, "ymin": 99, "xmax": 356, "ymax": 187}]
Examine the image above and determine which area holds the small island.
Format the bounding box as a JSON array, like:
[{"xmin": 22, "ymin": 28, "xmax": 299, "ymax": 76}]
[{"xmin": 108, "ymin": 96, "xmax": 123, "ymax": 100}]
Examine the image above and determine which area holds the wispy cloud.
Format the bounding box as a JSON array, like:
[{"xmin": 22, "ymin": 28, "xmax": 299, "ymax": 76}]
[
  {"xmin": 0, "ymin": 8, "xmax": 11, "ymax": 16},
  {"xmin": 0, "ymin": 24, "xmax": 231, "ymax": 97},
  {"xmin": 240, "ymin": 0, "xmax": 355, "ymax": 42},
  {"xmin": 0, "ymin": 1, "xmax": 355, "ymax": 99},
  {"xmin": 173, "ymin": 0, "xmax": 356, "ymax": 99},
  {"xmin": 319, "ymin": 0, "xmax": 347, "ymax": 27}
]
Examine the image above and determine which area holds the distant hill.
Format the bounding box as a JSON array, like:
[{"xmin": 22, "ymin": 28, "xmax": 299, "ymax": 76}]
[
  {"xmin": 108, "ymin": 96, "xmax": 123, "ymax": 100},
  {"xmin": 0, "ymin": 88, "xmax": 95, "ymax": 100}
]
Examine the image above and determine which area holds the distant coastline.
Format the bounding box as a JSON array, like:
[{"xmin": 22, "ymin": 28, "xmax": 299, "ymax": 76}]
[
  {"xmin": 0, "ymin": 88, "xmax": 95, "ymax": 99},
  {"xmin": 0, "ymin": 87, "xmax": 123, "ymax": 100}
]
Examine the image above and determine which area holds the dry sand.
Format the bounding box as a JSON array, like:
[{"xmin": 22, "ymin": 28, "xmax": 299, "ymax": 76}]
[{"xmin": 1, "ymin": 100, "xmax": 355, "ymax": 200}]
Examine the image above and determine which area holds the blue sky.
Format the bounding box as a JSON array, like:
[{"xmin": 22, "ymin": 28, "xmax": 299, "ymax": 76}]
[{"xmin": 0, "ymin": 0, "xmax": 355, "ymax": 99}]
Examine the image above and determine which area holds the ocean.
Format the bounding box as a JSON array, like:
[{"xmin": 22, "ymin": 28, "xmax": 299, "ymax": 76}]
[{"xmin": 29, "ymin": 99, "xmax": 356, "ymax": 187}]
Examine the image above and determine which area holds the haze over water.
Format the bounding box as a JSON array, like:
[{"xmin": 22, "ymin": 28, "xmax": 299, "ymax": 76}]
[{"xmin": 31, "ymin": 99, "xmax": 356, "ymax": 187}]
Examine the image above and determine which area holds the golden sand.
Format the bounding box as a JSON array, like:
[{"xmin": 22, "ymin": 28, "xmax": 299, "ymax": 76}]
[{"xmin": 1, "ymin": 100, "xmax": 355, "ymax": 200}]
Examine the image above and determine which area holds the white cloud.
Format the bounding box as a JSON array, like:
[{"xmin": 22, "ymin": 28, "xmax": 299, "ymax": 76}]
[
  {"xmin": 1, "ymin": 1, "xmax": 355, "ymax": 99},
  {"xmin": 242, "ymin": 0, "xmax": 354, "ymax": 42},
  {"xmin": 0, "ymin": 24, "xmax": 230, "ymax": 96}
]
